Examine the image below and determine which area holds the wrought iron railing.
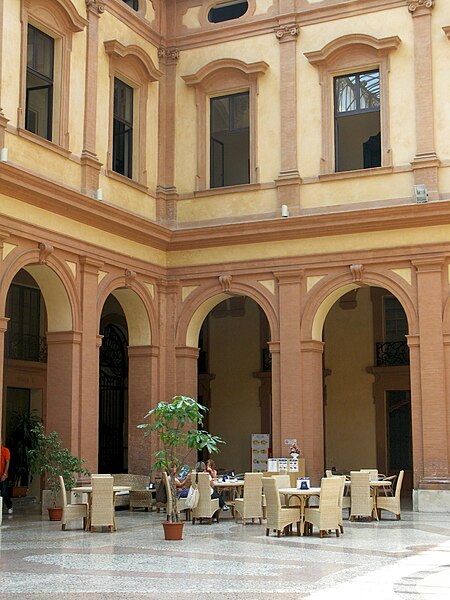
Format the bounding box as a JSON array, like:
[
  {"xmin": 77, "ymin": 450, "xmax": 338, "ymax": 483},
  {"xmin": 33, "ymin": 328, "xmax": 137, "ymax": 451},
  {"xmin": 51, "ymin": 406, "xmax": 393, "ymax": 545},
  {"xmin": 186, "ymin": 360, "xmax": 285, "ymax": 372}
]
[
  {"xmin": 6, "ymin": 333, "xmax": 47, "ymax": 362},
  {"xmin": 376, "ymin": 341, "xmax": 409, "ymax": 366}
]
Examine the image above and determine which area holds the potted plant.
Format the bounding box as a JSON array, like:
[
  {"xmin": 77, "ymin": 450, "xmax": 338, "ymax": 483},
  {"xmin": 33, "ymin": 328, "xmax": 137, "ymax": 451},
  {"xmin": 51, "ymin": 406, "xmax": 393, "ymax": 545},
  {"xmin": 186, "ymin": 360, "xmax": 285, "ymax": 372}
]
[
  {"xmin": 138, "ymin": 395, "xmax": 224, "ymax": 540},
  {"xmin": 7, "ymin": 410, "xmax": 41, "ymax": 497},
  {"xmin": 28, "ymin": 423, "xmax": 90, "ymax": 520}
]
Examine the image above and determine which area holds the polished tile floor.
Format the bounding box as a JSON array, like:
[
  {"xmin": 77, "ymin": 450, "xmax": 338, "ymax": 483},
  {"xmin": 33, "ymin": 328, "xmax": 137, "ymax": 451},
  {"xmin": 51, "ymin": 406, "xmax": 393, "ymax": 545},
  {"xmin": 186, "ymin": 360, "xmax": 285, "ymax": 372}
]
[{"xmin": 0, "ymin": 504, "xmax": 449, "ymax": 599}]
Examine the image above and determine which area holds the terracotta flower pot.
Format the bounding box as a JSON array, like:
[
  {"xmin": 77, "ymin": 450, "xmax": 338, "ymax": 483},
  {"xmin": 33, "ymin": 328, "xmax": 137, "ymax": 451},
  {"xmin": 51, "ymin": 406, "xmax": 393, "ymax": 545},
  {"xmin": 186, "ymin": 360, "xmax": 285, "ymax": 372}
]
[
  {"xmin": 162, "ymin": 521, "xmax": 184, "ymax": 540},
  {"xmin": 48, "ymin": 507, "xmax": 63, "ymax": 521}
]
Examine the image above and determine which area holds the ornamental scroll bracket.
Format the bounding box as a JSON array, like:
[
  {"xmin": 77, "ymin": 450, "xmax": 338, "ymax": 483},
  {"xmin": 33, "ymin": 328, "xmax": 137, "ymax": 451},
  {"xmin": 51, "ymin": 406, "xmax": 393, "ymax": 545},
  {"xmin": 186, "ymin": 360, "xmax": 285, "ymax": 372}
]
[
  {"xmin": 86, "ymin": 0, "xmax": 105, "ymax": 15},
  {"xmin": 407, "ymin": 0, "xmax": 435, "ymax": 13},
  {"xmin": 274, "ymin": 24, "xmax": 300, "ymax": 43},
  {"xmin": 125, "ymin": 269, "xmax": 136, "ymax": 289},
  {"xmin": 350, "ymin": 264, "xmax": 364, "ymax": 284},
  {"xmin": 39, "ymin": 242, "xmax": 54, "ymax": 265},
  {"xmin": 219, "ymin": 275, "xmax": 232, "ymax": 292}
]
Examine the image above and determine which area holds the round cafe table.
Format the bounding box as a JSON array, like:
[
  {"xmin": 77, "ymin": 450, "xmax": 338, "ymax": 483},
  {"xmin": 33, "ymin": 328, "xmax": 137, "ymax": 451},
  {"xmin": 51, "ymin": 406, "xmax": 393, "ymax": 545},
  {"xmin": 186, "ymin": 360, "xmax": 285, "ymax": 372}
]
[{"xmin": 278, "ymin": 487, "xmax": 321, "ymax": 536}]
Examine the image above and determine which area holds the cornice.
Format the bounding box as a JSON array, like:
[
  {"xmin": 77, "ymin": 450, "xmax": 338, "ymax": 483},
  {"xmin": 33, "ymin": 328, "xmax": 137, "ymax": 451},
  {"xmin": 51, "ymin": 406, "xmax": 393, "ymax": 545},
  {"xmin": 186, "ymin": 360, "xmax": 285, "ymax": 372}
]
[{"xmin": 103, "ymin": 0, "xmax": 162, "ymax": 47}]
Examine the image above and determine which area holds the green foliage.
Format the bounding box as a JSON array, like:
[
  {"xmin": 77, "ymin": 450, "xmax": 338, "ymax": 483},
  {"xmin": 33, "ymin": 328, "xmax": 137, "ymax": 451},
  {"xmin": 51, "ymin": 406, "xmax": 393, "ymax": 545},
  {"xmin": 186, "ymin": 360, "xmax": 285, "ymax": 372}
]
[
  {"xmin": 138, "ymin": 395, "xmax": 225, "ymax": 522},
  {"xmin": 27, "ymin": 423, "xmax": 90, "ymax": 507},
  {"xmin": 8, "ymin": 410, "xmax": 41, "ymax": 487}
]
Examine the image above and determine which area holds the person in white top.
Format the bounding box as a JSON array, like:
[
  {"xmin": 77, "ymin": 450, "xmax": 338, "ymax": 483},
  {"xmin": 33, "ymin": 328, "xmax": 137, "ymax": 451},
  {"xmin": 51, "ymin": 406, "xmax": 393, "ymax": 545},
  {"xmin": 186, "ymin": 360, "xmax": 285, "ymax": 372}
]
[{"xmin": 195, "ymin": 461, "xmax": 229, "ymax": 510}]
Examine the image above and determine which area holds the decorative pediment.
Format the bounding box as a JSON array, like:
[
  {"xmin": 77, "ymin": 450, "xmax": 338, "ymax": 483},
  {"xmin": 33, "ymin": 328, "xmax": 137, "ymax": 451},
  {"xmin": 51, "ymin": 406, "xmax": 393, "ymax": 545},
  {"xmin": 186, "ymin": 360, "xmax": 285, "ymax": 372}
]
[
  {"xmin": 25, "ymin": 0, "xmax": 87, "ymax": 32},
  {"xmin": 104, "ymin": 40, "xmax": 162, "ymax": 82},
  {"xmin": 182, "ymin": 58, "xmax": 269, "ymax": 87}
]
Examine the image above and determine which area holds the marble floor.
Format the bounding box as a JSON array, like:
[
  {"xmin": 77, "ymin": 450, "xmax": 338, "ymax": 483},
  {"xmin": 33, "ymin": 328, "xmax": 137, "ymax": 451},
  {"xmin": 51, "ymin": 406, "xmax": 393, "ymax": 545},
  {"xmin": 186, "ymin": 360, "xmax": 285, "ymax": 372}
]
[{"xmin": 0, "ymin": 504, "xmax": 449, "ymax": 599}]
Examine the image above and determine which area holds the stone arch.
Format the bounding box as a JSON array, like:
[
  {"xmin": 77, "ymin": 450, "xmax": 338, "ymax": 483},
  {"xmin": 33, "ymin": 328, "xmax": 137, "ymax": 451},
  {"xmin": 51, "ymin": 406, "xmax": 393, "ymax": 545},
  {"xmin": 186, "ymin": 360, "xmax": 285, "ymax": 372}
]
[
  {"xmin": 0, "ymin": 245, "xmax": 79, "ymax": 332},
  {"xmin": 97, "ymin": 275, "xmax": 157, "ymax": 347},
  {"xmin": 177, "ymin": 281, "xmax": 278, "ymax": 348},
  {"xmin": 302, "ymin": 268, "xmax": 418, "ymax": 342}
]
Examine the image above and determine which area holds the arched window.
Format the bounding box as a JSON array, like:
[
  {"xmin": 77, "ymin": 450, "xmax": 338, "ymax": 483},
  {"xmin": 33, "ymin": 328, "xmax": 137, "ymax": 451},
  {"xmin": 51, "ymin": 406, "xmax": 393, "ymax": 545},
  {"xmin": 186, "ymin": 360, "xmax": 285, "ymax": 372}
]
[
  {"xmin": 122, "ymin": 0, "xmax": 139, "ymax": 11},
  {"xmin": 208, "ymin": 1, "xmax": 249, "ymax": 24}
]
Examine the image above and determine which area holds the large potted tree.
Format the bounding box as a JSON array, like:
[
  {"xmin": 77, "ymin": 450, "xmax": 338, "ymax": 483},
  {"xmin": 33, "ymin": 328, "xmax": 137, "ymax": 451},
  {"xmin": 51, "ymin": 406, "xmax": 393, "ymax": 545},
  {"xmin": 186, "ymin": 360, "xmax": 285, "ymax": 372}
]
[
  {"xmin": 28, "ymin": 423, "xmax": 90, "ymax": 520},
  {"xmin": 138, "ymin": 395, "xmax": 224, "ymax": 540}
]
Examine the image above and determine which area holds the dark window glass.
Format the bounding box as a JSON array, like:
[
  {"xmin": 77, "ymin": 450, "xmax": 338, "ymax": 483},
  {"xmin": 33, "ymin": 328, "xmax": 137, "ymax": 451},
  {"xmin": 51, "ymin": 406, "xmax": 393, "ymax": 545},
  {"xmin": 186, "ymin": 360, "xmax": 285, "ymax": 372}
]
[
  {"xmin": 113, "ymin": 78, "xmax": 133, "ymax": 179},
  {"xmin": 210, "ymin": 92, "xmax": 249, "ymax": 188},
  {"xmin": 334, "ymin": 70, "xmax": 381, "ymax": 172},
  {"xmin": 208, "ymin": 1, "xmax": 248, "ymax": 23},
  {"xmin": 383, "ymin": 296, "xmax": 408, "ymax": 343},
  {"xmin": 26, "ymin": 25, "xmax": 54, "ymax": 141},
  {"xmin": 387, "ymin": 390, "xmax": 412, "ymax": 471},
  {"xmin": 123, "ymin": 0, "xmax": 139, "ymax": 10},
  {"xmin": 5, "ymin": 284, "xmax": 43, "ymax": 362}
]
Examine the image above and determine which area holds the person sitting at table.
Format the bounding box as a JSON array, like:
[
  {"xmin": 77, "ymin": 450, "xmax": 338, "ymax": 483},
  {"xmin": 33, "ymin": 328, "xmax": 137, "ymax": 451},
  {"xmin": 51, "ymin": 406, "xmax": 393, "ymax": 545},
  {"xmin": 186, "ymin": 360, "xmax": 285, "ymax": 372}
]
[
  {"xmin": 170, "ymin": 465, "xmax": 191, "ymax": 498},
  {"xmin": 205, "ymin": 459, "xmax": 217, "ymax": 479},
  {"xmin": 195, "ymin": 461, "xmax": 229, "ymax": 511}
]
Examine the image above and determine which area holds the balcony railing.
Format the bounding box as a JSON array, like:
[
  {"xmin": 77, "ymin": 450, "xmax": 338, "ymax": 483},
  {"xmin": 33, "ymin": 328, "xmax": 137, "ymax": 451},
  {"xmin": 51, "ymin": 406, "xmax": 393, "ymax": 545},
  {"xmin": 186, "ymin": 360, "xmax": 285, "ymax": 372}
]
[
  {"xmin": 376, "ymin": 341, "xmax": 409, "ymax": 367},
  {"xmin": 6, "ymin": 333, "xmax": 48, "ymax": 363}
]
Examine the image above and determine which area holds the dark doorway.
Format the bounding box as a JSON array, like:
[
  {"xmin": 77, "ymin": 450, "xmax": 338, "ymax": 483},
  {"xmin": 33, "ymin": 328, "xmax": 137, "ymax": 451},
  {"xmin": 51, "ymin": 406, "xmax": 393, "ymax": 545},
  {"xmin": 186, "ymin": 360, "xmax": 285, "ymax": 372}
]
[{"xmin": 387, "ymin": 390, "xmax": 412, "ymax": 493}]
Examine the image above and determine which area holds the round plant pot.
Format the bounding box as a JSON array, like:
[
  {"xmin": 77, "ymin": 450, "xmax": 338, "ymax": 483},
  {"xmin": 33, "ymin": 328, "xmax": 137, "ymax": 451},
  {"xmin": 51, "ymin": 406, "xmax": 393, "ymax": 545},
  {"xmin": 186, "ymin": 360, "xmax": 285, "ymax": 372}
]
[
  {"xmin": 162, "ymin": 521, "xmax": 184, "ymax": 540},
  {"xmin": 48, "ymin": 507, "xmax": 63, "ymax": 521}
]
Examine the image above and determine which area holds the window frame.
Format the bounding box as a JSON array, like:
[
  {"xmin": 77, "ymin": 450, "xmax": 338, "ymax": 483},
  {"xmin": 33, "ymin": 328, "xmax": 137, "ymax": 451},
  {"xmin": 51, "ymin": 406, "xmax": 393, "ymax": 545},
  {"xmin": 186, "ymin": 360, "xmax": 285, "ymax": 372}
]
[
  {"xmin": 182, "ymin": 58, "xmax": 268, "ymax": 191},
  {"xmin": 113, "ymin": 77, "xmax": 134, "ymax": 179},
  {"xmin": 18, "ymin": 0, "xmax": 86, "ymax": 151},
  {"xmin": 304, "ymin": 34, "xmax": 401, "ymax": 176},
  {"xmin": 104, "ymin": 40, "xmax": 162, "ymax": 187}
]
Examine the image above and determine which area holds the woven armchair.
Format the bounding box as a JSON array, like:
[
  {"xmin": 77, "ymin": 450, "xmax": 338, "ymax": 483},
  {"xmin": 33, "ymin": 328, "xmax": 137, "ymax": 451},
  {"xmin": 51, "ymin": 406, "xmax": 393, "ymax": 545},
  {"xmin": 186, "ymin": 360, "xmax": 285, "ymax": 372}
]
[
  {"xmin": 90, "ymin": 476, "xmax": 116, "ymax": 532},
  {"xmin": 59, "ymin": 476, "xmax": 88, "ymax": 531},
  {"xmin": 377, "ymin": 470, "xmax": 404, "ymax": 520},
  {"xmin": 191, "ymin": 472, "xmax": 220, "ymax": 524},
  {"xmin": 263, "ymin": 477, "xmax": 301, "ymax": 537},
  {"xmin": 325, "ymin": 473, "xmax": 350, "ymax": 530},
  {"xmin": 304, "ymin": 477, "xmax": 341, "ymax": 538},
  {"xmin": 234, "ymin": 472, "xmax": 263, "ymax": 525},
  {"xmin": 350, "ymin": 471, "xmax": 375, "ymax": 521},
  {"xmin": 360, "ymin": 469, "xmax": 379, "ymax": 481},
  {"xmin": 162, "ymin": 472, "xmax": 190, "ymax": 521}
]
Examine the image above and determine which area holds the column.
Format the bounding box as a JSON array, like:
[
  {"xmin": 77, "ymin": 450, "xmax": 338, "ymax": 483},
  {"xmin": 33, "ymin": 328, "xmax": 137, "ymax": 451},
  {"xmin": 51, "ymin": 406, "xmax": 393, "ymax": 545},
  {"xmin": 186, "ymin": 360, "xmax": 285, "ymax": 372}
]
[
  {"xmin": 157, "ymin": 279, "xmax": 179, "ymax": 401},
  {"xmin": 268, "ymin": 341, "xmax": 281, "ymax": 456},
  {"xmin": 78, "ymin": 256, "xmax": 103, "ymax": 471},
  {"xmin": 0, "ymin": 0, "xmax": 8, "ymax": 148},
  {"xmin": 81, "ymin": 0, "xmax": 104, "ymax": 195},
  {"xmin": 128, "ymin": 345, "xmax": 159, "ymax": 474},
  {"xmin": 156, "ymin": 47, "xmax": 179, "ymax": 226},
  {"xmin": 0, "ymin": 316, "xmax": 9, "ymax": 435},
  {"xmin": 46, "ymin": 331, "xmax": 82, "ymax": 452},
  {"xmin": 274, "ymin": 22, "xmax": 301, "ymax": 210},
  {"xmin": 407, "ymin": 334, "xmax": 424, "ymax": 487},
  {"xmin": 408, "ymin": 0, "xmax": 439, "ymax": 200},
  {"xmin": 301, "ymin": 340, "xmax": 325, "ymax": 486},
  {"xmin": 413, "ymin": 257, "xmax": 449, "ymax": 485},
  {"xmin": 275, "ymin": 271, "xmax": 303, "ymax": 458},
  {"xmin": 175, "ymin": 346, "xmax": 199, "ymax": 399}
]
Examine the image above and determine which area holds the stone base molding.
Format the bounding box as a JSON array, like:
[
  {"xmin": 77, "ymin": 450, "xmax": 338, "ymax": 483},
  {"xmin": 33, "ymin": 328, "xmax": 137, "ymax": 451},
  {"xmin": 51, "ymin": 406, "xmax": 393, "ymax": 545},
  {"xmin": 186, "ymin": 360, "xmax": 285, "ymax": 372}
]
[{"xmin": 413, "ymin": 480, "xmax": 450, "ymax": 513}]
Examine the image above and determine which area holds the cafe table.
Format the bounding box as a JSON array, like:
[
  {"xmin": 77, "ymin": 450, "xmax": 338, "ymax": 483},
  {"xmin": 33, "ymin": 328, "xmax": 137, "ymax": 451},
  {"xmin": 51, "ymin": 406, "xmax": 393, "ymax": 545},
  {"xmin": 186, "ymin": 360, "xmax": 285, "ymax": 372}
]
[
  {"xmin": 213, "ymin": 479, "xmax": 245, "ymax": 510},
  {"xmin": 72, "ymin": 485, "xmax": 131, "ymax": 530},
  {"xmin": 278, "ymin": 487, "xmax": 321, "ymax": 536},
  {"xmin": 344, "ymin": 479, "xmax": 392, "ymax": 519}
]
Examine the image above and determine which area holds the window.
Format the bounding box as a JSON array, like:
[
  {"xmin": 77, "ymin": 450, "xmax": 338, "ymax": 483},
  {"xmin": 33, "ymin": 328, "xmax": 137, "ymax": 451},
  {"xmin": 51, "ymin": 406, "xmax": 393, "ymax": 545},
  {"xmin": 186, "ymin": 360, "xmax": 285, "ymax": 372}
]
[
  {"xmin": 26, "ymin": 25, "xmax": 54, "ymax": 141},
  {"xmin": 208, "ymin": 1, "xmax": 249, "ymax": 23},
  {"xmin": 304, "ymin": 34, "xmax": 400, "ymax": 175},
  {"xmin": 5, "ymin": 284, "xmax": 43, "ymax": 362},
  {"xmin": 123, "ymin": 0, "xmax": 139, "ymax": 10},
  {"xmin": 383, "ymin": 296, "xmax": 408, "ymax": 343},
  {"xmin": 113, "ymin": 78, "xmax": 134, "ymax": 179},
  {"xmin": 334, "ymin": 70, "xmax": 380, "ymax": 172},
  {"xmin": 210, "ymin": 92, "xmax": 249, "ymax": 188}
]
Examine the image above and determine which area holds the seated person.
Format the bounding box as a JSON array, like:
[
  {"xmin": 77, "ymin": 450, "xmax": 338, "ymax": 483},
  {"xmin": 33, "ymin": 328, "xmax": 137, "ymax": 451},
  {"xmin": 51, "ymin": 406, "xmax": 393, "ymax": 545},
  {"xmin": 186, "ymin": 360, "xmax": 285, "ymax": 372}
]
[
  {"xmin": 195, "ymin": 461, "xmax": 229, "ymax": 511},
  {"xmin": 170, "ymin": 465, "xmax": 191, "ymax": 498},
  {"xmin": 206, "ymin": 459, "xmax": 217, "ymax": 479}
]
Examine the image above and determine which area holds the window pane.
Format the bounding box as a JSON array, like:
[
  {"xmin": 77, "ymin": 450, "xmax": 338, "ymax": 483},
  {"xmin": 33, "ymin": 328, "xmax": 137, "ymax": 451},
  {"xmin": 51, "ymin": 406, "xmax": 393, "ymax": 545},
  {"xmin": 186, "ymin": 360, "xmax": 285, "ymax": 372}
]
[
  {"xmin": 123, "ymin": 0, "xmax": 139, "ymax": 10},
  {"xmin": 113, "ymin": 121, "xmax": 133, "ymax": 178},
  {"xmin": 359, "ymin": 72, "xmax": 380, "ymax": 109},
  {"xmin": 114, "ymin": 79, "xmax": 133, "ymax": 124},
  {"xmin": 211, "ymin": 97, "xmax": 230, "ymax": 133},
  {"xmin": 232, "ymin": 93, "xmax": 249, "ymax": 129},
  {"xmin": 27, "ymin": 25, "xmax": 53, "ymax": 79},
  {"xmin": 26, "ymin": 86, "xmax": 52, "ymax": 140},
  {"xmin": 208, "ymin": 1, "xmax": 248, "ymax": 23},
  {"xmin": 335, "ymin": 75, "xmax": 357, "ymax": 113}
]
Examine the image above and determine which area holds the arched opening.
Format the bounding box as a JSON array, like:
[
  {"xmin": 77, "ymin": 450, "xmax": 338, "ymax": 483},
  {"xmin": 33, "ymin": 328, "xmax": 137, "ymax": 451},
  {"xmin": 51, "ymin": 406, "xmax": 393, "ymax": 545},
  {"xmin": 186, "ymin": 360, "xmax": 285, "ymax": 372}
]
[
  {"xmin": 196, "ymin": 296, "xmax": 271, "ymax": 474},
  {"xmin": 208, "ymin": 1, "xmax": 249, "ymax": 23},
  {"xmin": 322, "ymin": 285, "xmax": 412, "ymax": 494},
  {"xmin": 99, "ymin": 295, "xmax": 129, "ymax": 474}
]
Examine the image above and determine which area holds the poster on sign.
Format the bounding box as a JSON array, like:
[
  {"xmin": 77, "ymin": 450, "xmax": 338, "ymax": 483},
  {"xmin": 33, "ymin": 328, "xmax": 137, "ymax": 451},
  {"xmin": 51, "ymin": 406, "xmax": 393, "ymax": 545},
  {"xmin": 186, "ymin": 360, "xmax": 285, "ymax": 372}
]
[{"xmin": 251, "ymin": 433, "xmax": 270, "ymax": 472}]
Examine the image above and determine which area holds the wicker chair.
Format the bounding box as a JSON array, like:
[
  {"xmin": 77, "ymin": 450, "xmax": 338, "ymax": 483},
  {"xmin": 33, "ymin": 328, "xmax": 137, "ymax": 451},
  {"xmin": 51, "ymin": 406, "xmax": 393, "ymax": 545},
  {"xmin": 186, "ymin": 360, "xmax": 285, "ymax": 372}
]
[
  {"xmin": 379, "ymin": 474, "xmax": 397, "ymax": 497},
  {"xmin": 360, "ymin": 469, "xmax": 379, "ymax": 481},
  {"xmin": 234, "ymin": 472, "xmax": 263, "ymax": 525},
  {"xmin": 191, "ymin": 472, "xmax": 220, "ymax": 524},
  {"xmin": 90, "ymin": 476, "xmax": 116, "ymax": 532},
  {"xmin": 304, "ymin": 477, "xmax": 342, "ymax": 538},
  {"xmin": 350, "ymin": 471, "xmax": 375, "ymax": 521},
  {"xmin": 59, "ymin": 476, "xmax": 88, "ymax": 531},
  {"xmin": 162, "ymin": 471, "xmax": 190, "ymax": 521},
  {"xmin": 263, "ymin": 477, "xmax": 301, "ymax": 537},
  {"xmin": 377, "ymin": 470, "xmax": 404, "ymax": 520},
  {"xmin": 325, "ymin": 472, "xmax": 350, "ymax": 529}
]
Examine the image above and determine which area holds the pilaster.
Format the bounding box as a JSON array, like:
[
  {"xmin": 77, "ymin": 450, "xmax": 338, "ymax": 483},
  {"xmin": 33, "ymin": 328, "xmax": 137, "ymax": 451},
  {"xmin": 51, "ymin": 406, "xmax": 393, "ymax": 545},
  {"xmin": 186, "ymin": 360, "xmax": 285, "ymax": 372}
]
[
  {"xmin": 157, "ymin": 279, "xmax": 180, "ymax": 400},
  {"xmin": 0, "ymin": 316, "xmax": 10, "ymax": 436},
  {"xmin": 156, "ymin": 47, "xmax": 180, "ymax": 227},
  {"xmin": 175, "ymin": 345, "xmax": 199, "ymax": 399},
  {"xmin": 274, "ymin": 23, "xmax": 301, "ymax": 210},
  {"xmin": 408, "ymin": 0, "xmax": 439, "ymax": 199},
  {"xmin": 81, "ymin": 1, "xmax": 104, "ymax": 195},
  {"xmin": 0, "ymin": 0, "xmax": 7, "ymax": 149}
]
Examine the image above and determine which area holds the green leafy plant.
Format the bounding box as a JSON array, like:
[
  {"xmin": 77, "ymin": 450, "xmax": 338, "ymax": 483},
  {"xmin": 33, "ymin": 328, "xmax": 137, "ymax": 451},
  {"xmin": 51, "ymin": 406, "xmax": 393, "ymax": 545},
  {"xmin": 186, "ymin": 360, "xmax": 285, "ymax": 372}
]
[
  {"xmin": 28, "ymin": 423, "xmax": 90, "ymax": 507},
  {"xmin": 8, "ymin": 410, "xmax": 41, "ymax": 487},
  {"xmin": 138, "ymin": 395, "xmax": 225, "ymax": 523}
]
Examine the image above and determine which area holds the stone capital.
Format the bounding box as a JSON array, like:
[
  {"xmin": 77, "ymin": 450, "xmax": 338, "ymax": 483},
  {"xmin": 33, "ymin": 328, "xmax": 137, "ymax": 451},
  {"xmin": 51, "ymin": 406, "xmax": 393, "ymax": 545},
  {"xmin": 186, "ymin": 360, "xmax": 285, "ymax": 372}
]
[
  {"xmin": 86, "ymin": 0, "xmax": 105, "ymax": 17},
  {"xmin": 275, "ymin": 24, "xmax": 299, "ymax": 43},
  {"xmin": 158, "ymin": 47, "xmax": 180, "ymax": 64},
  {"xmin": 407, "ymin": 0, "xmax": 435, "ymax": 14}
]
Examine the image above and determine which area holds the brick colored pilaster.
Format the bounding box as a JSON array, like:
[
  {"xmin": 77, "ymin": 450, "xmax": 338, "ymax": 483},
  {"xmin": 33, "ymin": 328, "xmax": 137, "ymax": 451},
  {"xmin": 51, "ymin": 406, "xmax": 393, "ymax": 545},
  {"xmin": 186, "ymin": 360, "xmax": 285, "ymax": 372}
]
[
  {"xmin": 0, "ymin": 316, "xmax": 9, "ymax": 435},
  {"xmin": 46, "ymin": 331, "xmax": 82, "ymax": 452},
  {"xmin": 407, "ymin": 334, "xmax": 424, "ymax": 487},
  {"xmin": 157, "ymin": 279, "xmax": 179, "ymax": 401},
  {"xmin": 128, "ymin": 345, "xmax": 159, "ymax": 474},
  {"xmin": 413, "ymin": 257, "xmax": 449, "ymax": 483},
  {"xmin": 268, "ymin": 341, "xmax": 281, "ymax": 456},
  {"xmin": 175, "ymin": 346, "xmax": 199, "ymax": 399}
]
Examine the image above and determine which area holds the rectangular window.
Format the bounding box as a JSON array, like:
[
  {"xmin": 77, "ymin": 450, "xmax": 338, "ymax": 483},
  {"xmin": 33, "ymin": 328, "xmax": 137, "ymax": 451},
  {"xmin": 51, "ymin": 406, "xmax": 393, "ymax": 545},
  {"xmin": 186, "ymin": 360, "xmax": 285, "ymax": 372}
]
[
  {"xmin": 383, "ymin": 296, "xmax": 408, "ymax": 343},
  {"xmin": 113, "ymin": 78, "xmax": 133, "ymax": 179},
  {"xmin": 210, "ymin": 92, "xmax": 249, "ymax": 188},
  {"xmin": 334, "ymin": 70, "xmax": 380, "ymax": 172},
  {"xmin": 26, "ymin": 25, "xmax": 54, "ymax": 141}
]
